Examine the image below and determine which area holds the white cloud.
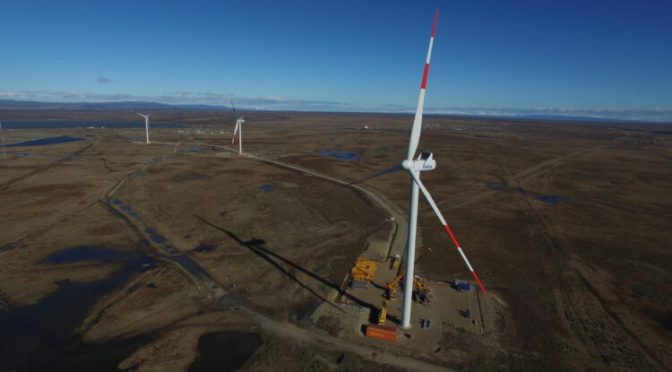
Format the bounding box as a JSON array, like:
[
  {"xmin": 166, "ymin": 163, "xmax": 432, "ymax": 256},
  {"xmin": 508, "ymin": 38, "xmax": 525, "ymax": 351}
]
[
  {"xmin": 96, "ymin": 77, "xmax": 113, "ymax": 84},
  {"xmin": 421, "ymin": 106, "xmax": 672, "ymax": 122},
  {"xmin": 0, "ymin": 90, "xmax": 347, "ymax": 111}
]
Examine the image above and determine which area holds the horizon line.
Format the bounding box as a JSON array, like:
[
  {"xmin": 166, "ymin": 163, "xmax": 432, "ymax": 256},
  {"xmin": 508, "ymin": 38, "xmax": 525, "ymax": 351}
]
[{"xmin": 0, "ymin": 97, "xmax": 670, "ymax": 124}]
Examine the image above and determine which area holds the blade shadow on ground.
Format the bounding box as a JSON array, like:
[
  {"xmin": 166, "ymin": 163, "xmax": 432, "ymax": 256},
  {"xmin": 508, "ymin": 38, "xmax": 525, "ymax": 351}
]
[{"xmin": 195, "ymin": 216, "xmax": 397, "ymax": 323}]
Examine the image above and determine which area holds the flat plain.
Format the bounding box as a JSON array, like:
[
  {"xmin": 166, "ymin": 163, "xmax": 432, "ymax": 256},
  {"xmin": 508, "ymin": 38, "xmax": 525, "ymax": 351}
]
[{"xmin": 0, "ymin": 110, "xmax": 670, "ymax": 371}]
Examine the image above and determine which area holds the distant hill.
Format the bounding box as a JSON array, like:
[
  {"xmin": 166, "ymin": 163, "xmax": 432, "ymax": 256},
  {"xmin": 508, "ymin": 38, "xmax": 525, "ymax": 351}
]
[{"xmin": 0, "ymin": 99, "xmax": 669, "ymax": 124}]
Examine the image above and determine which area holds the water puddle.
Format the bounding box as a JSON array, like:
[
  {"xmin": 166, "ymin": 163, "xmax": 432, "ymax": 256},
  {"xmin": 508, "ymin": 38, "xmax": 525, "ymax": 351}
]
[
  {"xmin": 538, "ymin": 195, "xmax": 564, "ymax": 205},
  {"xmin": 258, "ymin": 183, "xmax": 273, "ymax": 193},
  {"xmin": 487, "ymin": 181, "xmax": 507, "ymax": 191},
  {"xmin": 2, "ymin": 135, "xmax": 83, "ymax": 147},
  {"xmin": 317, "ymin": 149, "xmax": 359, "ymax": 161},
  {"xmin": 188, "ymin": 331, "xmax": 262, "ymax": 372},
  {"xmin": 662, "ymin": 316, "xmax": 672, "ymax": 330},
  {"xmin": 43, "ymin": 245, "xmax": 134, "ymax": 264},
  {"xmin": 0, "ymin": 120, "xmax": 185, "ymax": 129},
  {"xmin": 144, "ymin": 227, "xmax": 167, "ymax": 244},
  {"xmin": 194, "ymin": 244, "xmax": 215, "ymax": 253},
  {"xmin": 0, "ymin": 242, "xmax": 18, "ymax": 252},
  {"xmin": 16, "ymin": 152, "xmax": 37, "ymax": 158},
  {"xmin": 487, "ymin": 181, "xmax": 565, "ymax": 205},
  {"xmin": 0, "ymin": 245, "xmax": 156, "ymax": 370}
]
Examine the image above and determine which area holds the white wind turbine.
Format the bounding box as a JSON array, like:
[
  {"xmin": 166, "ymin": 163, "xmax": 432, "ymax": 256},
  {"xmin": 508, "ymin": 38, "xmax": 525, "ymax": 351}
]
[
  {"xmin": 137, "ymin": 113, "xmax": 151, "ymax": 144},
  {"xmin": 357, "ymin": 10, "xmax": 488, "ymax": 329},
  {"xmin": 231, "ymin": 101, "xmax": 245, "ymax": 155}
]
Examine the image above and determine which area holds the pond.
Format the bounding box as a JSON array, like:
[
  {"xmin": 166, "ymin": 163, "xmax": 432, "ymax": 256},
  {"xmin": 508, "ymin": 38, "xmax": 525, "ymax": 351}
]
[
  {"xmin": 538, "ymin": 195, "xmax": 564, "ymax": 205},
  {"xmin": 487, "ymin": 181, "xmax": 565, "ymax": 205},
  {"xmin": 43, "ymin": 245, "xmax": 134, "ymax": 264},
  {"xmin": 194, "ymin": 243, "xmax": 215, "ymax": 253},
  {"xmin": 258, "ymin": 183, "xmax": 273, "ymax": 193},
  {"xmin": 1, "ymin": 135, "xmax": 83, "ymax": 147},
  {"xmin": 0, "ymin": 120, "xmax": 185, "ymax": 129},
  {"xmin": 317, "ymin": 149, "xmax": 359, "ymax": 161},
  {"xmin": 0, "ymin": 245, "xmax": 156, "ymax": 371}
]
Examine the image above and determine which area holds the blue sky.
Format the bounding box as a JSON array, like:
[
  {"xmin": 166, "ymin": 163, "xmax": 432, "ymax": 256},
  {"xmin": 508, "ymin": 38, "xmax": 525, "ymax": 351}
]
[{"xmin": 0, "ymin": 0, "xmax": 670, "ymax": 121}]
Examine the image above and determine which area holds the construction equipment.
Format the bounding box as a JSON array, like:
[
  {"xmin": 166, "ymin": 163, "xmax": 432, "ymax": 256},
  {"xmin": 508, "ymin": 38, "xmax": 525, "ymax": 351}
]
[
  {"xmin": 378, "ymin": 301, "xmax": 388, "ymax": 325},
  {"xmin": 389, "ymin": 254, "xmax": 401, "ymax": 270},
  {"xmin": 350, "ymin": 257, "xmax": 379, "ymax": 287},
  {"xmin": 414, "ymin": 275, "xmax": 432, "ymax": 303},
  {"xmin": 453, "ymin": 279, "xmax": 473, "ymax": 292},
  {"xmin": 385, "ymin": 272, "xmax": 405, "ymax": 300},
  {"xmin": 385, "ymin": 272, "xmax": 432, "ymax": 302}
]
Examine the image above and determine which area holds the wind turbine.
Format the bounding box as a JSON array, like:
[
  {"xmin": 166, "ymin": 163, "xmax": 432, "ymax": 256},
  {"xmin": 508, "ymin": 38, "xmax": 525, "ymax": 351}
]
[
  {"xmin": 230, "ymin": 100, "xmax": 245, "ymax": 155},
  {"xmin": 357, "ymin": 11, "xmax": 488, "ymax": 329},
  {"xmin": 137, "ymin": 113, "xmax": 151, "ymax": 144}
]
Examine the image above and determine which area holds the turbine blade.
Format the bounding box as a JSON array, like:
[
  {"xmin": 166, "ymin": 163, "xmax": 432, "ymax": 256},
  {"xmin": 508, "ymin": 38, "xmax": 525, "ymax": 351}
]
[
  {"xmin": 408, "ymin": 171, "xmax": 488, "ymax": 296},
  {"xmin": 232, "ymin": 122, "xmax": 239, "ymax": 144},
  {"xmin": 347, "ymin": 163, "xmax": 403, "ymax": 186},
  {"xmin": 231, "ymin": 100, "xmax": 237, "ymax": 118},
  {"xmin": 406, "ymin": 10, "xmax": 439, "ymax": 160}
]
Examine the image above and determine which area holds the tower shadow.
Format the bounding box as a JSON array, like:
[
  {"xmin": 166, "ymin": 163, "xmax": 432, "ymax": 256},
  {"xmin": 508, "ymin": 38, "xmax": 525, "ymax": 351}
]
[{"xmin": 195, "ymin": 215, "xmax": 395, "ymax": 322}]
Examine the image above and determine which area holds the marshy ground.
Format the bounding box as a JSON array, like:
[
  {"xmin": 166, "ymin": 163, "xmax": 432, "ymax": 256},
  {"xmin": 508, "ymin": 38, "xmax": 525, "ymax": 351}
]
[{"xmin": 0, "ymin": 111, "xmax": 670, "ymax": 371}]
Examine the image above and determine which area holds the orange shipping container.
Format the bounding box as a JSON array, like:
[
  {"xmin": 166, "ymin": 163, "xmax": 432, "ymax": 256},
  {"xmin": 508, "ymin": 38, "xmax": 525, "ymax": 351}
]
[{"xmin": 365, "ymin": 324, "xmax": 396, "ymax": 342}]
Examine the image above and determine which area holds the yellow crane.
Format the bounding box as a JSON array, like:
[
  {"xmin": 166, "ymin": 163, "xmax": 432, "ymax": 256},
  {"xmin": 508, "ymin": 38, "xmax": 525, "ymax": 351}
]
[
  {"xmin": 386, "ymin": 272, "xmax": 405, "ymax": 300},
  {"xmin": 385, "ymin": 272, "xmax": 432, "ymax": 301}
]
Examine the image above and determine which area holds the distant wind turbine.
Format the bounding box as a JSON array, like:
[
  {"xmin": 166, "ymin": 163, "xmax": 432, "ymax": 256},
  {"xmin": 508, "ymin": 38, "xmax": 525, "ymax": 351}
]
[
  {"xmin": 137, "ymin": 113, "xmax": 151, "ymax": 144},
  {"xmin": 230, "ymin": 101, "xmax": 245, "ymax": 155}
]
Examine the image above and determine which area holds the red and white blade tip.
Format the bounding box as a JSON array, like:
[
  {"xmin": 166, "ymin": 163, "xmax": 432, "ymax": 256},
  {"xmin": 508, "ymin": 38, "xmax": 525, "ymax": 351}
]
[
  {"xmin": 431, "ymin": 10, "xmax": 439, "ymax": 37},
  {"xmin": 441, "ymin": 224, "xmax": 488, "ymax": 296}
]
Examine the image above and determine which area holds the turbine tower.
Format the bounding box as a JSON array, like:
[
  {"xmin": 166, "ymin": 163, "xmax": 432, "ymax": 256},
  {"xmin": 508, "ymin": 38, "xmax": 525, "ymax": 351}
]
[
  {"xmin": 137, "ymin": 113, "xmax": 151, "ymax": 144},
  {"xmin": 230, "ymin": 101, "xmax": 245, "ymax": 155},
  {"xmin": 356, "ymin": 11, "xmax": 488, "ymax": 329}
]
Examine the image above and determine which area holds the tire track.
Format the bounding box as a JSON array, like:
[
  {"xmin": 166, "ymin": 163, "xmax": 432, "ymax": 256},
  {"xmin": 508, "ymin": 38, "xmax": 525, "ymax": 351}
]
[
  {"xmin": 0, "ymin": 138, "xmax": 97, "ymax": 192},
  {"xmin": 438, "ymin": 148, "xmax": 592, "ymax": 210},
  {"xmin": 510, "ymin": 168, "xmax": 663, "ymax": 370}
]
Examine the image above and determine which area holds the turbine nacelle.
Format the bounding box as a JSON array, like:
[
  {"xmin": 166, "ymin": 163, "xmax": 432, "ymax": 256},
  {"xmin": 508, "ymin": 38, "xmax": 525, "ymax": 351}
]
[{"xmin": 402, "ymin": 151, "xmax": 436, "ymax": 172}]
